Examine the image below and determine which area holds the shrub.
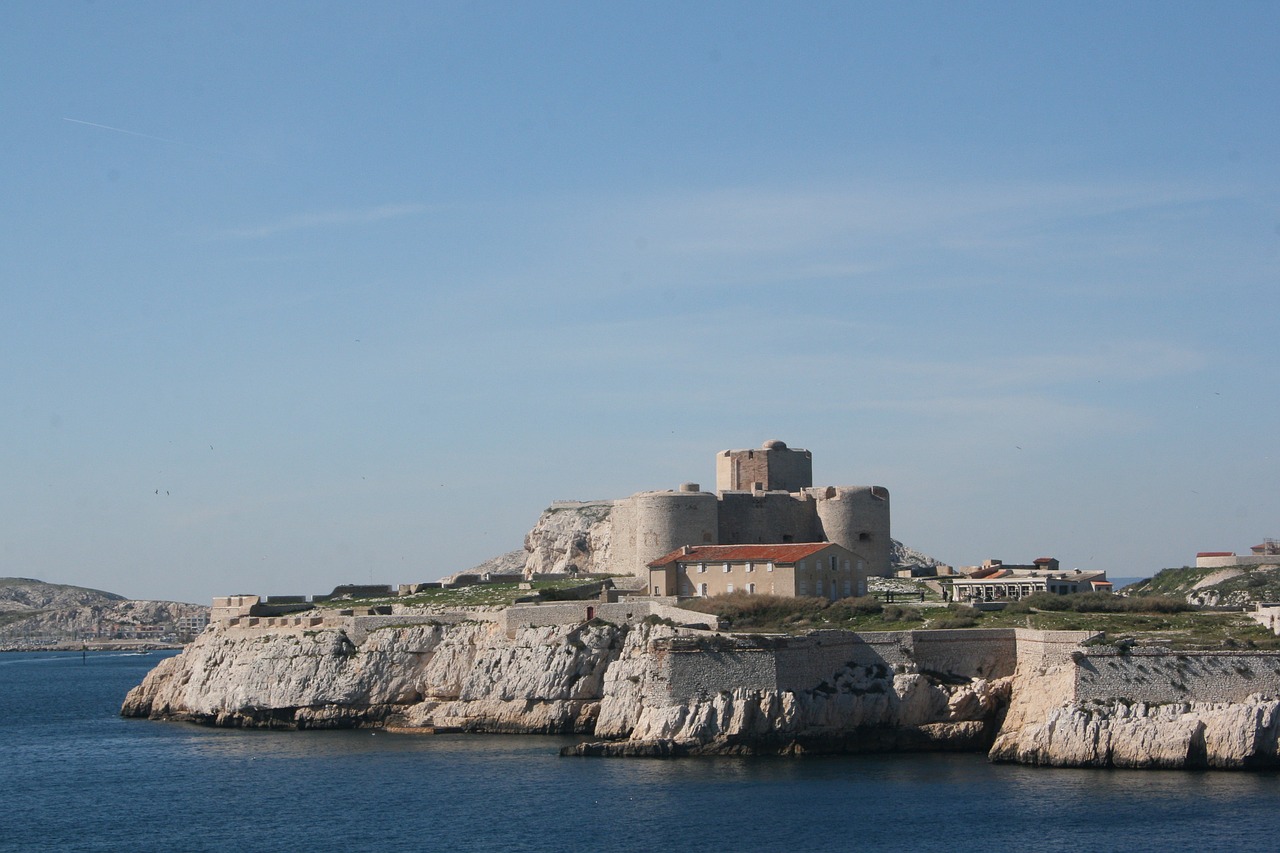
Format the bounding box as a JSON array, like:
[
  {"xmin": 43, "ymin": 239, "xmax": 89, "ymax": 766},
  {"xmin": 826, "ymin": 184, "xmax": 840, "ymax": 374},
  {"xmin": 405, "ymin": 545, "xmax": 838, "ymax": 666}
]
[
  {"xmin": 931, "ymin": 617, "xmax": 979, "ymax": 630},
  {"xmin": 825, "ymin": 596, "xmax": 883, "ymax": 620}
]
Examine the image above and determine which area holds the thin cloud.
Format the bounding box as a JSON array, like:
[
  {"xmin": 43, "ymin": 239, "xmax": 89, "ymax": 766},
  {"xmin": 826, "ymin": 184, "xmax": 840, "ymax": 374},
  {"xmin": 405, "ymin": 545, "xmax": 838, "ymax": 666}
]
[
  {"xmin": 217, "ymin": 203, "xmax": 430, "ymax": 239},
  {"xmin": 63, "ymin": 116, "xmax": 234, "ymax": 157}
]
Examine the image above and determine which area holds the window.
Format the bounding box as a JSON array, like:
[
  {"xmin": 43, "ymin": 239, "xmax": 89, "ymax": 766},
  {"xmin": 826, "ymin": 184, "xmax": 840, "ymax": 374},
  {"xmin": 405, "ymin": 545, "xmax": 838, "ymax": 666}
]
[
  {"xmin": 843, "ymin": 580, "xmax": 852, "ymax": 596},
  {"xmin": 726, "ymin": 583, "xmax": 734, "ymax": 593},
  {"xmin": 745, "ymin": 562, "xmax": 754, "ymax": 573},
  {"xmin": 723, "ymin": 563, "xmax": 731, "ymax": 573},
  {"xmin": 816, "ymin": 578, "xmax": 824, "ymax": 595},
  {"xmin": 699, "ymin": 583, "xmax": 708, "ymax": 597},
  {"xmin": 747, "ymin": 583, "xmax": 756, "ymax": 594},
  {"xmin": 830, "ymin": 555, "xmax": 837, "ymax": 571},
  {"xmin": 680, "ymin": 582, "xmax": 691, "ymax": 596},
  {"xmin": 859, "ymin": 532, "xmax": 870, "ymax": 541},
  {"xmin": 767, "ymin": 562, "xmax": 774, "ymax": 572},
  {"xmin": 798, "ymin": 580, "xmax": 808, "ymax": 595},
  {"xmin": 797, "ymin": 560, "xmax": 805, "ymax": 571},
  {"xmin": 697, "ymin": 563, "xmax": 706, "ymax": 573}
]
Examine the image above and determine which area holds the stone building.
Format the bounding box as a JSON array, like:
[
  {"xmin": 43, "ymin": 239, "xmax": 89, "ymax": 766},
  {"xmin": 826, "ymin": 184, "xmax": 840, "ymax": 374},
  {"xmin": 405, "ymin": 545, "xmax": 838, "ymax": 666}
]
[
  {"xmin": 611, "ymin": 440, "xmax": 891, "ymax": 581},
  {"xmin": 1196, "ymin": 539, "xmax": 1280, "ymax": 569},
  {"xmin": 647, "ymin": 542, "xmax": 867, "ymax": 600},
  {"xmin": 948, "ymin": 561, "xmax": 1111, "ymax": 603}
]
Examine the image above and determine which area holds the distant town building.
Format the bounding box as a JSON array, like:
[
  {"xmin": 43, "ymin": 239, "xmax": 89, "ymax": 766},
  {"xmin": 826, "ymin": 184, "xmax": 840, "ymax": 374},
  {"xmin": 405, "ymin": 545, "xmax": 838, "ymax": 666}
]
[
  {"xmin": 1196, "ymin": 539, "xmax": 1280, "ymax": 569},
  {"xmin": 948, "ymin": 558, "xmax": 1111, "ymax": 602}
]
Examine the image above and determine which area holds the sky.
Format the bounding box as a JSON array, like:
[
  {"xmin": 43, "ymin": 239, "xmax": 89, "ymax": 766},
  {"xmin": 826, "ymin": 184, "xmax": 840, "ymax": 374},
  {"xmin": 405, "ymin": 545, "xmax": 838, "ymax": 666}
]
[{"xmin": 2, "ymin": 2, "xmax": 1278, "ymax": 604}]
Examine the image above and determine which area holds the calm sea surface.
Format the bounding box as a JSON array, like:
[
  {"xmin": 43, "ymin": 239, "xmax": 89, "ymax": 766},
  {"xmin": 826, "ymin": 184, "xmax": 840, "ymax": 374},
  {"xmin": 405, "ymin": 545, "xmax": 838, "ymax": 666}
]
[{"xmin": 1, "ymin": 650, "xmax": 1275, "ymax": 853}]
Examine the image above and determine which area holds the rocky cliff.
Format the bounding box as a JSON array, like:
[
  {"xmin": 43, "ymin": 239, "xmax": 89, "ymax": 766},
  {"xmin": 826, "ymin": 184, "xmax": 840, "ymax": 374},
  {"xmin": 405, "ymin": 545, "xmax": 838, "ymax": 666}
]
[
  {"xmin": 123, "ymin": 619, "xmax": 1280, "ymax": 768},
  {"xmin": 990, "ymin": 697, "xmax": 1280, "ymax": 769},
  {"xmin": 122, "ymin": 619, "xmax": 1008, "ymax": 754}
]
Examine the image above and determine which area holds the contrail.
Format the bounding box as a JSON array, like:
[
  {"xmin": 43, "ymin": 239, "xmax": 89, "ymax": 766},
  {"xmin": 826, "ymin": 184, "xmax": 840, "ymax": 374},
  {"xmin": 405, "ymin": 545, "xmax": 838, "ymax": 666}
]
[{"xmin": 63, "ymin": 117, "xmax": 187, "ymax": 146}]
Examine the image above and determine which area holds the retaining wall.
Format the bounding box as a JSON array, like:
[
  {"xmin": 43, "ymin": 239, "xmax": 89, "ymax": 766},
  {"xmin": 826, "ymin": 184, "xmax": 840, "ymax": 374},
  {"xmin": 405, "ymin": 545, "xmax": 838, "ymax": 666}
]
[{"xmin": 1074, "ymin": 649, "xmax": 1280, "ymax": 704}]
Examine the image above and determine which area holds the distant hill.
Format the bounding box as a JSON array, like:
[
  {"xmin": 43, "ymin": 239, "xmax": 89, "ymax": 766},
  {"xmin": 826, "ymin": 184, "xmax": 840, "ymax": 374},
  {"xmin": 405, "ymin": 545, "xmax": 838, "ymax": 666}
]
[
  {"xmin": 0, "ymin": 577, "xmax": 209, "ymax": 650},
  {"xmin": 0, "ymin": 577, "xmax": 126, "ymax": 612},
  {"xmin": 1126, "ymin": 565, "xmax": 1280, "ymax": 607}
]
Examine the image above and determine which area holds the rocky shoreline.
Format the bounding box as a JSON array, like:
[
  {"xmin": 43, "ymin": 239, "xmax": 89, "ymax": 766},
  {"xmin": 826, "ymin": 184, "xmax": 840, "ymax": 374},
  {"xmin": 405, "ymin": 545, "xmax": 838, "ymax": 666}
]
[{"xmin": 119, "ymin": 613, "xmax": 1280, "ymax": 769}]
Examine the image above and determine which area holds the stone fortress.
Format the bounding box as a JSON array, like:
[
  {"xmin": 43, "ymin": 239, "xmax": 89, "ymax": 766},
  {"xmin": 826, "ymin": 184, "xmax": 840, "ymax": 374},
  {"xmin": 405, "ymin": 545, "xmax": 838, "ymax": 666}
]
[{"xmin": 609, "ymin": 439, "xmax": 892, "ymax": 580}]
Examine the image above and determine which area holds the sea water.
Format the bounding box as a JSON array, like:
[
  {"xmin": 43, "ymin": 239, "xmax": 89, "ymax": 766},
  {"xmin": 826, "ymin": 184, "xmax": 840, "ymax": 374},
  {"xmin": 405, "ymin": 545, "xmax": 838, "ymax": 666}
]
[{"xmin": 1, "ymin": 651, "xmax": 1275, "ymax": 853}]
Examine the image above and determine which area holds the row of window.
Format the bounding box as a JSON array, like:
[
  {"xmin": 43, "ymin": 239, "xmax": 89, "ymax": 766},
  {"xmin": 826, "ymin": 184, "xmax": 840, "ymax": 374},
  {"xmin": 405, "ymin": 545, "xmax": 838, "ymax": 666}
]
[
  {"xmin": 685, "ymin": 561, "xmax": 776, "ymax": 574},
  {"xmin": 681, "ymin": 558, "xmax": 854, "ymax": 574}
]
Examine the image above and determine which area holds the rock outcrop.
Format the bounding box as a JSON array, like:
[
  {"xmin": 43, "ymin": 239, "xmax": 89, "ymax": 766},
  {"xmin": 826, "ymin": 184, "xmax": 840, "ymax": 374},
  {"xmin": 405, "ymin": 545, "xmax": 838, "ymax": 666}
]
[
  {"xmin": 990, "ymin": 698, "xmax": 1280, "ymax": 769},
  {"xmin": 123, "ymin": 619, "xmax": 633, "ymax": 731},
  {"xmin": 519, "ymin": 502, "xmax": 616, "ymax": 577},
  {"xmin": 123, "ymin": 618, "xmax": 1009, "ymax": 755},
  {"xmin": 124, "ymin": 617, "xmax": 1280, "ymax": 769}
]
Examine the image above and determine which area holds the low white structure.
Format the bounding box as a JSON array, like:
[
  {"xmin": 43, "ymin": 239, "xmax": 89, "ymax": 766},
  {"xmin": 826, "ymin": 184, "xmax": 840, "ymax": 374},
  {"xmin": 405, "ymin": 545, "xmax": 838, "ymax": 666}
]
[{"xmin": 949, "ymin": 566, "xmax": 1111, "ymax": 603}]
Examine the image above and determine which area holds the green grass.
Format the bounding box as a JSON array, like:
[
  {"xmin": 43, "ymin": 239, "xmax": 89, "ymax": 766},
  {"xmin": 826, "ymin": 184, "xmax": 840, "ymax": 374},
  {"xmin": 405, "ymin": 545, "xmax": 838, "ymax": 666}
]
[
  {"xmin": 678, "ymin": 591, "xmax": 1280, "ymax": 648},
  {"xmin": 308, "ymin": 579, "xmax": 597, "ymax": 610},
  {"xmin": 1125, "ymin": 566, "xmax": 1218, "ymax": 596}
]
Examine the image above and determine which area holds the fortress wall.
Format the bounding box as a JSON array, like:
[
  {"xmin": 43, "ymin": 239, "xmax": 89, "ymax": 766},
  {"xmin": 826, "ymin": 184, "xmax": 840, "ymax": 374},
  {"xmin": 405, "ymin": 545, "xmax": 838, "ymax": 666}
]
[
  {"xmin": 1074, "ymin": 649, "xmax": 1280, "ymax": 704},
  {"xmin": 500, "ymin": 600, "xmax": 720, "ymax": 634},
  {"xmin": 349, "ymin": 613, "xmax": 480, "ymax": 644},
  {"xmin": 665, "ymin": 645, "xmax": 780, "ymax": 700},
  {"xmin": 716, "ymin": 492, "xmax": 822, "ymax": 546},
  {"xmin": 773, "ymin": 631, "xmax": 913, "ymax": 691},
  {"xmin": 1012, "ymin": 629, "xmax": 1097, "ymax": 671},
  {"xmin": 910, "ymin": 629, "xmax": 1019, "ymax": 680}
]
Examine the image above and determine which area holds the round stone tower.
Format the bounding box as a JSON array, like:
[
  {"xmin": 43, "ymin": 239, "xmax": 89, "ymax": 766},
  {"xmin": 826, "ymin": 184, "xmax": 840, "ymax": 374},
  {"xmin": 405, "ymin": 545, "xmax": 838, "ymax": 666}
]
[
  {"xmin": 612, "ymin": 484, "xmax": 719, "ymax": 577},
  {"xmin": 812, "ymin": 485, "xmax": 892, "ymax": 577}
]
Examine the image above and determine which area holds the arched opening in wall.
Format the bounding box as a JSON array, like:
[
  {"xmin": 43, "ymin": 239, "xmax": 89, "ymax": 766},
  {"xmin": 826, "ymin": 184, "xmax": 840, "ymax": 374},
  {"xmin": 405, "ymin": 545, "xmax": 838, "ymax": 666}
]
[
  {"xmin": 699, "ymin": 583, "xmax": 708, "ymax": 597},
  {"xmin": 586, "ymin": 607, "xmax": 595, "ymax": 621},
  {"xmin": 747, "ymin": 583, "xmax": 756, "ymax": 594}
]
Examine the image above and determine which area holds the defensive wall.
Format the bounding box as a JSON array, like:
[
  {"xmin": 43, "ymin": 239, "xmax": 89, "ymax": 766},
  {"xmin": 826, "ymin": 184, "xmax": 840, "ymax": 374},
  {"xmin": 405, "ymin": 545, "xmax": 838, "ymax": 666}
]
[
  {"xmin": 655, "ymin": 628, "xmax": 1094, "ymax": 702},
  {"xmin": 1072, "ymin": 648, "xmax": 1280, "ymax": 705},
  {"xmin": 500, "ymin": 600, "xmax": 721, "ymax": 636}
]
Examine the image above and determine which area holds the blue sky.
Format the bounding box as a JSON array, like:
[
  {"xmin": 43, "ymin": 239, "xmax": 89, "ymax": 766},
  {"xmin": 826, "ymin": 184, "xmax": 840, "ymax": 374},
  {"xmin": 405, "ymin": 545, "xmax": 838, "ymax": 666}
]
[{"xmin": 2, "ymin": 2, "xmax": 1277, "ymax": 603}]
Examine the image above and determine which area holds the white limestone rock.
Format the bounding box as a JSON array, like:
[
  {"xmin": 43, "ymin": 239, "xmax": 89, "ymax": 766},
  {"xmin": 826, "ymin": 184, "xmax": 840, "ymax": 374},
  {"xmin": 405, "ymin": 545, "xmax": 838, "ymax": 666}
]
[{"xmin": 520, "ymin": 502, "xmax": 616, "ymax": 577}]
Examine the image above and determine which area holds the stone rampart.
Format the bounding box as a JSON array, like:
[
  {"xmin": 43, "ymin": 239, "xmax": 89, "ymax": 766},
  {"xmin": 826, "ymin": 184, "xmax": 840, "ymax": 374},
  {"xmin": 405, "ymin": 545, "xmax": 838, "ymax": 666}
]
[
  {"xmin": 664, "ymin": 641, "xmax": 780, "ymax": 700},
  {"xmin": 911, "ymin": 629, "xmax": 1021, "ymax": 680},
  {"xmin": 1012, "ymin": 628, "xmax": 1098, "ymax": 671},
  {"xmin": 657, "ymin": 628, "xmax": 1055, "ymax": 702},
  {"xmin": 500, "ymin": 600, "xmax": 721, "ymax": 635},
  {"xmin": 1074, "ymin": 649, "xmax": 1280, "ymax": 705},
  {"xmin": 349, "ymin": 612, "xmax": 487, "ymax": 644}
]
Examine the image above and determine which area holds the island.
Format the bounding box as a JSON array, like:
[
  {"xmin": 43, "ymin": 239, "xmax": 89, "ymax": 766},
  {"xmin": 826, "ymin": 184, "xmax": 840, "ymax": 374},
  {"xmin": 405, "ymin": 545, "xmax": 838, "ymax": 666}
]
[{"xmin": 122, "ymin": 441, "xmax": 1280, "ymax": 769}]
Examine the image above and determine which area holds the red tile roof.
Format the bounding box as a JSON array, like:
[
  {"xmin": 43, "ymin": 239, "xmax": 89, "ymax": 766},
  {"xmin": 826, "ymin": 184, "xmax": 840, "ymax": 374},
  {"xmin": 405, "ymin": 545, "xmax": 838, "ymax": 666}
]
[
  {"xmin": 1197, "ymin": 552, "xmax": 1234, "ymax": 557},
  {"xmin": 647, "ymin": 542, "xmax": 835, "ymax": 568}
]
